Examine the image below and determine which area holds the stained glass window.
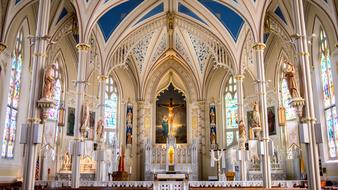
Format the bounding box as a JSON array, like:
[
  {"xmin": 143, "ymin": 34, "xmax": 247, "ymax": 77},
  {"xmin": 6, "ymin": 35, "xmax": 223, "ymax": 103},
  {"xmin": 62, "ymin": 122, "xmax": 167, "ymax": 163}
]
[
  {"xmin": 224, "ymin": 76, "xmax": 238, "ymax": 147},
  {"xmin": 105, "ymin": 75, "xmax": 118, "ymax": 146},
  {"xmin": 2, "ymin": 29, "xmax": 24, "ymax": 159},
  {"xmin": 319, "ymin": 28, "xmax": 338, "ymax": 159},
  {"xmin": 281, "ymin": 78, "xmax": 297, "ymax": 120},
  {"xmin": 48, "ymin": 63, "xmax": 62, "ymax": 120}
]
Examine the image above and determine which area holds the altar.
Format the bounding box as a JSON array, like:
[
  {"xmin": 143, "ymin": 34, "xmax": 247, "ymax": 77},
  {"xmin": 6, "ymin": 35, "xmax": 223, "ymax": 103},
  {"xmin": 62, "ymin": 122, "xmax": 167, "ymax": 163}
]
[{"xmin": 155, "ymin": 173, "xmax": 188, "ymax": 181}]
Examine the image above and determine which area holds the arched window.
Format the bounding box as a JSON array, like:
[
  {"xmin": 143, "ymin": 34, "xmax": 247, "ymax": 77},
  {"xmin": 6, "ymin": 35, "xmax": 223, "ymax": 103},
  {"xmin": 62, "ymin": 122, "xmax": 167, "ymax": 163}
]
[
  {"xmin": 319, "ymin": 28, "xmax": 337, "ymax": 159},
  {"xmin": 48, "ymin": 63, "xmax": 62, "ymax": 120},
  {"xmin": 2, "ymin": 29, "xmax": 24, "ymax": 159},
  {"xmin": 224, "ymin": 76, "xmax": 238, "ymax": 147},
  {"xmin": 105, "ymin": 75, "xmax": 118, "ymax": 145},
  {"xmin": 280, "ymin": 77, "xmax": 297, "ymax": 120}
]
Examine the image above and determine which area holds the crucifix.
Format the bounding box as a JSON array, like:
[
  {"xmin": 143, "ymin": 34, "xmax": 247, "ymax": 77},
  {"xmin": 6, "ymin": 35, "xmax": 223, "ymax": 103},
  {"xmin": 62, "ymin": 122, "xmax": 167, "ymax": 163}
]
[{"xmin": 158, "ymin": 98, "xmax": 185, "ymax": 139}]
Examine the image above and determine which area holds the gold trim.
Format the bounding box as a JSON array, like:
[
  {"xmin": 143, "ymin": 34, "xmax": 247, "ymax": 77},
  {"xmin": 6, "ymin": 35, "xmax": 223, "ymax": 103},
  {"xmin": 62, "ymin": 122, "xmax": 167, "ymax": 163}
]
[
  {"xmin": 0, "ymin": 42, "xmax": 7, "ymax": 53},
  {"xmin": 33, "ymin": 52, "xmax": 47, "ymax": 57},
  {"xmin": 76, "ymin": 43, "xmax": 91, "ymax": 51},
  {"xmin": 252, "ymin": 43, "xmax": 266, "ymax": 50},
  {"xmin": 235, "ymin": 74, "xmax": 245, "ymax": 80},
  {"xmin": 97, "ymin": 75, "xmax": 108, "ymax": 81},
  {"xmin": 298, "ymin": 51, "xmax": 310, "ymax": 56},
  {"xmin": 336, "ymin": 43, "xmax": 338, "ymax": 48},
  {"xmin": 301, "ymin": 117, "xmax": 317, "ymax": 122},
  {"xmin": 27, "ymin": 117, "xmax": 41, "ymax": 124}
]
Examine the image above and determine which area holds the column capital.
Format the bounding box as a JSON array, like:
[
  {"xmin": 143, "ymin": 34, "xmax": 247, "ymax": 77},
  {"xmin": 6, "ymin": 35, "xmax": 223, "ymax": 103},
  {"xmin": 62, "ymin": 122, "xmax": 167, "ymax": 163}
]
[
  {"xmin": 252, "ymin": 43, "xmax": 266, "ymax": 50},
  {"xmin": 76, "ymin": 43, "xmax": 91, "ymax": 51},
  {"xmin": 97, "ymin": 75, "xmax": 108, "ymax": 81},
  {"xmin": 0, "ymin": 42, "xmax": 7, "ymax": 53},
  {"xmin": 235, "ymin": 74, "xmax": 245, "ymax": 80}
]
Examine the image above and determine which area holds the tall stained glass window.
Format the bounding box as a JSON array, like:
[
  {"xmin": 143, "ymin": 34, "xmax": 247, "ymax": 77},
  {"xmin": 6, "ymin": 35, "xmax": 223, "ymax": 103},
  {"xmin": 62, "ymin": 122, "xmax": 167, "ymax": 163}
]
[
  {"xmin": 2, "ymin": 29, "xmax": 24, "ymax": 159},
  {"xmin": 105, "ymin": 75, "xmax": 118, "ymax": 145},
  {"xmin": 48, "ymin": 63, "xmax": 62, "ymax": 120},
  {"xmin": 281, "ymin": 78, "xmax": 297, "ymax": 120},
  {"xmin": 224, "ymin": 76, "xmax": 238, "ymax": 147},
  {"xmin": 319, "ymin": 28, "xmax": 337, "ymax": 159}
]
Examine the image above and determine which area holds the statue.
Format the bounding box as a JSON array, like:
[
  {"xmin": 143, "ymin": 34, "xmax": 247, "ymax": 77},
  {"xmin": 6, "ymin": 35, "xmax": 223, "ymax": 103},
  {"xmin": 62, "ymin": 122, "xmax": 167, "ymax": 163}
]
[
  {"xmin": 252, "ymin": 101, "xmax": 262, "ymax": 140},
  {"xmin": 80, "ymin": 104, "xmax": 90, "ymax": 138},
  {"xmin": 118, "ymin": 146, "xmax": 125, "ymax": 172},
  {"xmin": 62, "ymin": 152, "xmax": 71, "ymax": 170},
  {"xmin": 284, "ymin": 61, "xmax": 300, "ymax": 98},
  {"xmin": 43, "ymin": 63, "xmax": 57, "ymax": 99},
  {"xmin": 238, "ymin": 120, "xmax": 246, "ymax": 150},
  {"xmin": 127, "ymin": 106, "xmax": 133, "ymax": 125},
  {"xmin": 161, "ymin": 115, "xmax": 169, "ymax": 140},
  {"xmin": 210, "ymin": 127, "xmax": 216, "ymax": 144},
  {"xmin": 96, "ymin": 119, "xmax": 104, "ymax": 141},
  {"xmin": 210, "ymin": 108, "xmax": 216, "ymax": 124}
]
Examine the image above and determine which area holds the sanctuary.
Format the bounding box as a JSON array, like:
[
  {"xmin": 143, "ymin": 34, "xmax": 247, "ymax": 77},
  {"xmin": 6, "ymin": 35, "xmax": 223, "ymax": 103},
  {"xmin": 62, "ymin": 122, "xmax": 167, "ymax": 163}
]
[{"xmin": 0, "ymin": 0, "xmax": 338, "ymax": 190}]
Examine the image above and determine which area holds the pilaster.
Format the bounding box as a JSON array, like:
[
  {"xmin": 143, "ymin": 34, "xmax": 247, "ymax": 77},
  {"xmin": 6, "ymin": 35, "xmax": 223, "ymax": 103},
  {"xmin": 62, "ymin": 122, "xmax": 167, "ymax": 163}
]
[
  {"xmin": 71, "ymin": 42, "xmax": 91, "ymax": 188},
  {"xmin": 252, "ymin": 42, "xmax": 271, "ymax": 188},
  {"xmin": 22, "ymin": 0, "xmax": 51, "ymax": 190},
  {"xmin": 292, "ymin": 0, "xmax": 321, "ymax": 189}
]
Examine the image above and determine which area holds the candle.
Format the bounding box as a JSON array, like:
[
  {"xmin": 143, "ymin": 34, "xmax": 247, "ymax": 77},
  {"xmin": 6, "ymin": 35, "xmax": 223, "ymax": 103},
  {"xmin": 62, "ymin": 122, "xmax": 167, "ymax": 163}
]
[{"xmin": 129, "ymin": 165, "xmax": 132, "ymax": 174}]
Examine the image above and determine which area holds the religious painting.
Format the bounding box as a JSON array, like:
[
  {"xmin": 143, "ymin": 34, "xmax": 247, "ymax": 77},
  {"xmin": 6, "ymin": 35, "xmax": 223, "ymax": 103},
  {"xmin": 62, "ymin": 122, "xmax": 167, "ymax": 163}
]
[
  {"xmin": 247, "ymin": 111, "xmax": 254, "ymax": 129},
  {"xmin": 209, "ymin": 103, "xmax": 217, "ymax": 145},
  {"xmin": 268, "ymin": 106, "xmax": 276, "ymax": 136},
  {"xmin": 126, "ymin": 102, "xmax": 133, "ymax": 144},
  {"xmin": 87, "ymin": 111, "xmax": 96, "ymax": 140},
  {"xmin": 67, "ymin": 107, "xmax": 75, "ymax": 136},
  {"xmin": 156, "ymin": 83, "xmax": 187, "ymax": 144}
]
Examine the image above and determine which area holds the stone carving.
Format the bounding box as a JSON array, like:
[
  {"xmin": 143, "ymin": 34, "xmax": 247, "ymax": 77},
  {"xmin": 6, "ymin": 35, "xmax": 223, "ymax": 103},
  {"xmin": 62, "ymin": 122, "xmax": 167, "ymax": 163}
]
[
  {"xmin": 188, "ymin": 31, "xmax": 210, "ymax": 73},
  {"xmin": 151, "ymin": 32, "xmax": 168, "ymax": 63},
  {"xmin": 80, "ymin": 103, "xmax": 90, "ymax": 138},
  {"xmin": 283, "ymin": 61, "xmax": 300, "ymax": 98},
  {"xmin": 132, "ymin": 32, "xmax": 154, "ymax": 72}
]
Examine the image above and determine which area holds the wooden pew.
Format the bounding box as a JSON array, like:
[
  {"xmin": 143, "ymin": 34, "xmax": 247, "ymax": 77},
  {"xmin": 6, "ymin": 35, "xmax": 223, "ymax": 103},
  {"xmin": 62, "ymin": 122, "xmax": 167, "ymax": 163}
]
[
  {"xmin": 34, "ymin": 185, "xmax": 153, "ymax": 190},
  {"xmin": 0, "ymin": 181, "xmax": 22, "ymax": 190}
]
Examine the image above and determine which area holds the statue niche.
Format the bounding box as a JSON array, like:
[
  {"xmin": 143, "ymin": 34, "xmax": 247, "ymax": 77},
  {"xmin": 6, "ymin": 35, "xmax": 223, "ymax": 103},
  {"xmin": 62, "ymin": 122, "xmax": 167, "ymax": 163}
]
[{"xmin": 156, "ymin": 83, "xmax": 187, "ymax": 144}]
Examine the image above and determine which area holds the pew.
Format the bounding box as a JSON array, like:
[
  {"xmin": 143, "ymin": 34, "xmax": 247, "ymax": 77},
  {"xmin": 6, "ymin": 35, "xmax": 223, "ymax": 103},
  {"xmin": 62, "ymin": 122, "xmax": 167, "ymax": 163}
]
[
  {"xmin": 34, "ymin": 185, "xmax": 153, "ymax": 190},
  {"xmin": 0, "ymin": 181, "xmax": 22, "ymax": 190}
]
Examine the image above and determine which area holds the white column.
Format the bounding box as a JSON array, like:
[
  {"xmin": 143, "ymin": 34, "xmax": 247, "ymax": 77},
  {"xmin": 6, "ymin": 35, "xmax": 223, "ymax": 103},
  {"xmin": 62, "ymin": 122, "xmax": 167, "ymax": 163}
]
[
  {"xmin": 137, "ymin": 100, "xmax": 145, "ymax": 179},
  {"xmin": 197, "ymin": 100, "xmax": 205, "ymax": 179},
  {"xmin": 96, "ymin": 75, "xmax": 107, "ymax": 181},
  {"xmin": 292, "ymin": 0, "xmax": 321, "ymax": 189},
  {"xmin": 253, "ymin": 43, "xmax": 271, "ymax": 188},
  {"xmin": 71, "ymin": 43, "xmax": 90, "ymax": 188},
  {"xmin": 22, "ymin": 1, "xmax": 51, "ymax": 190},
  {"xmin": 235, "ymin": 74, "xmax": 247, "ymax": 181}
]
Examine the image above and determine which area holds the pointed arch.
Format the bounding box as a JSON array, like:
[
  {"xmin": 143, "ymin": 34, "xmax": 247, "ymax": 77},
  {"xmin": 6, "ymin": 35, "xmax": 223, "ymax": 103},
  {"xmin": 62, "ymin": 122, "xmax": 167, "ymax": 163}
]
[{"xmin": 1, "ymin": 27, "xmax": 24, "ymax": 159}]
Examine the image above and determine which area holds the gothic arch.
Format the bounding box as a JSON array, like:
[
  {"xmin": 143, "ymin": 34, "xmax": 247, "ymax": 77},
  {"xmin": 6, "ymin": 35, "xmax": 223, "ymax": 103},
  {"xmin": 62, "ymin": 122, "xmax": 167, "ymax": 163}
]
[{"xmin": 143, "ymin": 58, "xmax": 198, "ymax": 103}]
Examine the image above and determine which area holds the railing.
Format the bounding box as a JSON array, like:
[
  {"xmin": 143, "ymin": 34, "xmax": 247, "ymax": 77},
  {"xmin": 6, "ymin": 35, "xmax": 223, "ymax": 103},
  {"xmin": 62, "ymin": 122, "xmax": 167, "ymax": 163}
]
[{"xmin": 35, "ymin": 180, "xmax": 307, "ymax": 189}]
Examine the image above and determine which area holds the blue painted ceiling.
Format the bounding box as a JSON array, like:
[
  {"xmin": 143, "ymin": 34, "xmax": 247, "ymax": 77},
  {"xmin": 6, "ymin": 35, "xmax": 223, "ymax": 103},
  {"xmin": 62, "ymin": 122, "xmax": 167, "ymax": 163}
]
[
  {"xmin": 98, "ymin": 0, "xmax": 144, "ymax": 41},
  {"xmin": 57, "ymin": 8, "xmax": 68, "ymax": 24},
  {"xmin": 97, "ymin": 0, "xmax": 245, "ymax": 42},
  {"xmin": 178, "ymin": 2, "xmax": 207, "ymax": 25},
  {"xmin": 135, "ymin": 3, "xmax": 164, "ymax": 25},
  {"xmin": 198, "ymin": 0, "xmax": 244, "ymax": 42},
  {"xmin": 274, "ymin": 6, "xmax": 287, "ymax": 24}
]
